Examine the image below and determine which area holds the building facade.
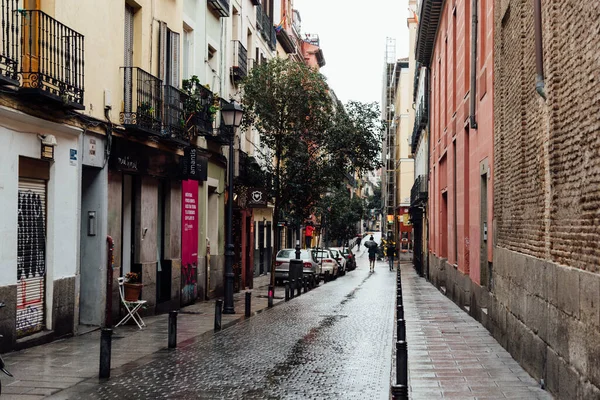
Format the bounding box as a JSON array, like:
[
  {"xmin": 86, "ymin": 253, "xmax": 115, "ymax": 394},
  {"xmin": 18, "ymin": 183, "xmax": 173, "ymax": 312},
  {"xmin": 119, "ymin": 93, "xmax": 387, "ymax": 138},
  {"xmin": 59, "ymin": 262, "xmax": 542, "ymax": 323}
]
[
  {"xmin": 415, "ymin": 0, "xmax": 495, "ymax": 322},
  {"xmin": 492, "ymin": 0, "xmax": 600, "ymax": 397}
]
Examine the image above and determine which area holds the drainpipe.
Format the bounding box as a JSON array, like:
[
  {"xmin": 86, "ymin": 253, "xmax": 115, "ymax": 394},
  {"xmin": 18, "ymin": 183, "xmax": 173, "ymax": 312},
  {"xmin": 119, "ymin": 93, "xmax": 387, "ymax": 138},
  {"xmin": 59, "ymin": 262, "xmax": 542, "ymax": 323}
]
[
  {"xmin": 469, "ymin": 0, "xmax": 478, "ymax": 129},
  {"xmin": 534, "ymin": 0, "xmax": 547, "ymax": 100}
]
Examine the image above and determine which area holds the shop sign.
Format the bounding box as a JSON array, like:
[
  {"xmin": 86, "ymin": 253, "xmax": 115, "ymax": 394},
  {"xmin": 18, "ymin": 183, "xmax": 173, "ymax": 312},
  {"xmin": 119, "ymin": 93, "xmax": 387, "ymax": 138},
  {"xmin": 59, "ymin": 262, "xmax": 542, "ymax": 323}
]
[
  {"xmin": 181, "ymin": 180, "xmax": 199, "ymax": 267},
  {"xmin": 181, "ymin": 147, "xmax": 208, "ymax": 181},
  {"xmin": 246, "ymin": 187, "xmax": 268, "ymax": 208}
]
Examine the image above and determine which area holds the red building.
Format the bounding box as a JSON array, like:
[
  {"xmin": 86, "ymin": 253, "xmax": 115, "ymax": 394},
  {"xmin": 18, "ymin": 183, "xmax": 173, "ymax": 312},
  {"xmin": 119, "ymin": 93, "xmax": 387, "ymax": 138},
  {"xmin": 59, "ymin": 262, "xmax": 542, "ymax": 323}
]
[{"xmin": 415, "ymin": 0, "xmax": 494, "ymax": 308}]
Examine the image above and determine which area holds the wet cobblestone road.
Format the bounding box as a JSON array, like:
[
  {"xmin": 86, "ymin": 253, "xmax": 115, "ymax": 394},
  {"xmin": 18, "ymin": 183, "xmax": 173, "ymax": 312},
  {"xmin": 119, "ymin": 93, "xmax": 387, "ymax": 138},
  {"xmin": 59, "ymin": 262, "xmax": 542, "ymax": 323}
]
[{"xmin": 50, "ymin": 247, "xmax": 396, "ymax": 399}]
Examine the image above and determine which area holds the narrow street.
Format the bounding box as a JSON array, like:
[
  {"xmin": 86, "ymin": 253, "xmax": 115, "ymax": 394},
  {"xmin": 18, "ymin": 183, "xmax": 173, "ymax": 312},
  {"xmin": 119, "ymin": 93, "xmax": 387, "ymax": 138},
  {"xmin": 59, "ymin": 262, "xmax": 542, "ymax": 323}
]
[{"xmin": 0, "ymin": 237, "xmax": 551, "ymax": 399}]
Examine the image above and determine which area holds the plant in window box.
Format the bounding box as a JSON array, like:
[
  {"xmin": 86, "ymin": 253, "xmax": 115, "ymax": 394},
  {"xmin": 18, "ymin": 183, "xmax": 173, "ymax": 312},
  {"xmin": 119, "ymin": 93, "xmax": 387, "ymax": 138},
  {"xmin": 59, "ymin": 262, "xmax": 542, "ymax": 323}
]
[{"xmin": 124, "ymin": 272, "xmax": 143, "ymax": 301}]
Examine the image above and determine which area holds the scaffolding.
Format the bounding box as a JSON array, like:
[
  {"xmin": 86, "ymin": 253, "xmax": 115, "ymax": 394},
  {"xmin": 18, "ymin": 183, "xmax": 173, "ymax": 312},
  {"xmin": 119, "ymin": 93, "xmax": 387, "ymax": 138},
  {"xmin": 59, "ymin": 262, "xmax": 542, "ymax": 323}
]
[{"xmin": 381, "ymin": 37, "xmax": 397, "ymax": 238}]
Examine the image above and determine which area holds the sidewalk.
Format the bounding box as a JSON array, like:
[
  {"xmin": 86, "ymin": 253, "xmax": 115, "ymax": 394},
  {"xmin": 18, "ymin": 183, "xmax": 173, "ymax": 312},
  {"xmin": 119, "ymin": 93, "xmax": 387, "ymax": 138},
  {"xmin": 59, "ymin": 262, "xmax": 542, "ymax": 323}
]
[
  {"xmin": 399, "ymin": 262, "xmax": 552, "ymax": 399},
  {"xmin": 0, "ymin": 274, "xmax": 283, "ymax": 399}
]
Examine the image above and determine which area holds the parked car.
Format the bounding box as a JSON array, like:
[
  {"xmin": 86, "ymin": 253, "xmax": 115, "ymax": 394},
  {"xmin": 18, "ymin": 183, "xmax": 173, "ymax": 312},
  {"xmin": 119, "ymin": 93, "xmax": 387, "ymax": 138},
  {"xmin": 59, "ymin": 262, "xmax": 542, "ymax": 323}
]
[
  {"xmin": 312, "ymin": 248, "xmax": 338, "ymax": 281},
  {"xmin": 329, "ymin": 248, "xmax": 347, "ymax": 276},
  {"xmin": 275, "ymin": 249, "xmax": 320, "ymax": 285},
  {"xmin": 333, "ymin": 246, "xmax": 356, "ymax": 271}
]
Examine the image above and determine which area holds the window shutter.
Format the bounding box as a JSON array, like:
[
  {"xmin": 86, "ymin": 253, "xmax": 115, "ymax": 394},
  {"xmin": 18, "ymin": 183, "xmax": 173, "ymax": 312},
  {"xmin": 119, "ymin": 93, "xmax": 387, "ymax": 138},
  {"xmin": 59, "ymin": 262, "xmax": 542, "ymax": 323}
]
[
  {"xmin": 158, "ymin": 21, "xmax": 168, "ymax": 83},
  {"xmin": 169, "ymin": 30, "xmax": 181, "ymax": 88}
]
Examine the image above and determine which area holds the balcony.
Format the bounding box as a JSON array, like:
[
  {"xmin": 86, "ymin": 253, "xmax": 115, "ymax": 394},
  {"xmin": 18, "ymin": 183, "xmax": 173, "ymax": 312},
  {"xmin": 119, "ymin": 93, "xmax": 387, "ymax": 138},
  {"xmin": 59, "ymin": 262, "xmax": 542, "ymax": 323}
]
[
  {"xmin": 269, "ymin": 25, "xmax": 277, "ymax": 51},
  {"xmin": 260, "ymin": 9, "xmax": 271, "ymax": 41},
  {"xmin": 184, "ymin": 82, "xmax": 214, "ymax": 136},
  {"xmin": 256, "ymin": 7, "xmax": 265, "ymax": 36},
  {"xmin": 277, "ymin": 28, "xmax": 296, "ymax": 54},
  {"xmin": 410, "ymin": 175, "xmax": 428, "ymax": 207},
  {"xmin": 18, "ymin": 10, "xmax": 85, "ymax": 109},
  {"xmin": 411, "ymin": 68, "xmax": 429, "ymax": 154},
  {"xmin": 120, "ymin": 67, "xmax": 163, "ymax": 136},
  {"xmin": 0, "ymin": 0, "xmax": 19, "ymax": 86},
  {"xmin": 162, "ymin": 84, "xmax": 189, "ymax": 144},
  {"xmin": 208, "ymin": 0, "xmax": 230, "ymax": 17},
  {"xmin": 231, "ymin": 40, "xmax": 247, "ymax": 82}
]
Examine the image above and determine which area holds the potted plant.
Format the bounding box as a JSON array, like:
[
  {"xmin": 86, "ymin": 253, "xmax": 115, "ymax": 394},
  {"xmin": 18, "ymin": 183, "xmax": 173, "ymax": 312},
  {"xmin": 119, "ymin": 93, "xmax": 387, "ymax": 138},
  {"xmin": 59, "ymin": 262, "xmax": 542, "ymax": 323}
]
[{"xmin": 124, "ymin": 272, "xmax": 143, "ymax": 302}]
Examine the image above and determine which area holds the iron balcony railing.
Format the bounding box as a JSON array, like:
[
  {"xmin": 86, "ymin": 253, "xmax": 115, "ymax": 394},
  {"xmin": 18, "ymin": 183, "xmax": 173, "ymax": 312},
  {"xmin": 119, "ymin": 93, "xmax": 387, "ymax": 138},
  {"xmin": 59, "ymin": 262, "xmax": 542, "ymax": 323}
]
[
  {"xmin": 208, "ymin": 0, "xmax": 230, "ymax": 17},
  {"xmin": 410, "ymin": 175, "xmax": 428, "ymax": 206},
  {"xmin": 231, "ymin": 40, "xmax": 247, "ymax": 81},
  {"xmin": 256, "ymin": 6, "xmax": 265, "ymax": 35},
  {"xmin": 261, "ymin": 9, "xmax": 270, "ymax": 41},
  {"xmin": 18, "ymin": 10, "xmax": 84, "ymax": 108},
  {"xmin": 0, "ymin": 0, "xmax": 19, "ymax": 85},
  {"xmin": 411, "ymin": 68, "xmax": 429, "ymax": 153},
  {"xmin": 163, "ymin": 84, "xmax": 189, "ymax": 143},
  {"xmin": 120, "ymin": 67, "xmax": 163, "ymax": 135},
  {"xmin": 186, "ymin": 83, "xmax": 214, "ymax": 136}
]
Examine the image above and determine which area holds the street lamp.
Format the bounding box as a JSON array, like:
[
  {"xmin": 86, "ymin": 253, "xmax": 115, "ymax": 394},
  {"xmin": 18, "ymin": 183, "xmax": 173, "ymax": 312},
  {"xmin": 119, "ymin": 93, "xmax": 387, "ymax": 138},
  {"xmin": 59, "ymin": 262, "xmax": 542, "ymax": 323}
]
[{"xmin": 221, "ymin": 100, "xmax": 244, "ymax": 314}]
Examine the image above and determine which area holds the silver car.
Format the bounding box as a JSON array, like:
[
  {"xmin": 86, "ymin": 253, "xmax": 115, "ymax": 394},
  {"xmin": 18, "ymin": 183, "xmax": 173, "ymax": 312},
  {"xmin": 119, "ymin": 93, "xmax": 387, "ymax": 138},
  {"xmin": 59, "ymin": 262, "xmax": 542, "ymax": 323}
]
[
  {"xmin": 312, "ymin": 248, "xmax": 339, "ymax": 281},
  {"xmin": 275, "ymin": 249, "xmax": 321, "ymax": 285}
]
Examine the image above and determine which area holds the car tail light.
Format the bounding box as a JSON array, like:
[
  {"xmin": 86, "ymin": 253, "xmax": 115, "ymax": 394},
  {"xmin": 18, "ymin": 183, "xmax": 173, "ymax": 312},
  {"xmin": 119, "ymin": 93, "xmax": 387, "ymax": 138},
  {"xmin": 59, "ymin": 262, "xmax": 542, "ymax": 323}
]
[
  {"xmin": 303, "ymin": 262, "xmax": 312, "ymax": 269},
  {"xmin": 276, "ymin": 261, "xmax": 283, "ymax": 266},
  {"xmin": 347, "ymin": 254, "xmax": 352, "ymax": 259},
  {"xmin": 324, "ymin": 259, "xmax": 333, "ymax": 263}
]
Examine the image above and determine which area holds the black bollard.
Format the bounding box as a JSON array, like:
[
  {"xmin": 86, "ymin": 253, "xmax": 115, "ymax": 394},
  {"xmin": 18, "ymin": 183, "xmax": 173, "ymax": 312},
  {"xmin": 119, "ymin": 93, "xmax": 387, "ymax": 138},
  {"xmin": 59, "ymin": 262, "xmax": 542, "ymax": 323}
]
[
  {"xmin": 214, "ymin": 299, "xmax": 223, "ymax": 331},
  {"xmin": 304, "ymin": 277, "xmax": 308, "ymax": 293},
  {"xmin": 285, "ymin": 283, "xmax": 290, "ymax": 301},
  {"xmin": 168, "ymin": 311, "xmax": 178, "ymax": 348},
  {"xmin": 297, "ymin": 277, "xmax": 302, "ymax": 296},
  {"xmin": 397, "ymin": 294, "xmax": 402, "ymax": 305},
  {"xmin": 245, "ymin": 292, "xmax": 251, "ymax": 317},
  {"xmin": 99, "ymin": 328, "xmax": 112, "ymax": 379},
  {"xmin": 290, "ymin": 280, "xmax": 295, "ymax": 299},
  {"xmin": 397, "ymin": 318, "xmax": 406, "ymax": 341},
  {"xmin": 397, "ymin": 304, "xmax": 404, "ymax": 320},
  {"xmin": 396, "ymin": 340, "xmax": 408, "ymax": 387},
  {"xmin": 268, "ymin": 285, "xmax": 274, "ymax": 308},
  {"xmin": 390, "ymin": 384, "xmax": 408, "ymax": 400}
]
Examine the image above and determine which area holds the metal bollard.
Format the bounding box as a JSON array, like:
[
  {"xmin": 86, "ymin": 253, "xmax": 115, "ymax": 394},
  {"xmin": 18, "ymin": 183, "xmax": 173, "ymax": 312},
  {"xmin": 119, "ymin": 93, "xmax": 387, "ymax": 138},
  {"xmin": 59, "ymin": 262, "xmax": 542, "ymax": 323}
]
[
  {"xmin": 99, "ymin": 328, "xmax": 112, "ymax": 379},
  {"xmin": 214, "ymin": 299, "xmax": 223, "ymax": 331},
  {"xmin": 297, "ymin": 277, "xmax": 302, "ymax": 296},
  {"xmin": 397, "ymin": 294, "xmax": 402, "ymax": 306},
  {"xmin": 245, "ymin": 292, "xmax": 251, "ymax": 317},
  {"xmin": 268, "ymin": 285, "xmax": 274, "ymax": 308},
  {"xmin": 285, "ymin": 283, "xmax": 290, "ymax": 301},
  {"xmin": 396, "ymin": 340, "xmax": 408, "ymax": 387},
  {"xmin": 397, "ymin": 304, "xmax": 404, "ymax": 320},
  {"xmin": 168, "ymin": 311, "xmax": 178, "ymax": 348},
  {"xmin": 304, "ymin": 277, "xmax": 308, "ymax": 293},
  {"xmin": 397, "ymin": 318, "xmax": 406, "ymax": 341},
  {"xmin": 290, "ymin": 280, "xmax": 295, "ymax": 299},
  {"xmin": 390, "ymin": 384, "xmax": 408, "ymax": 400}
]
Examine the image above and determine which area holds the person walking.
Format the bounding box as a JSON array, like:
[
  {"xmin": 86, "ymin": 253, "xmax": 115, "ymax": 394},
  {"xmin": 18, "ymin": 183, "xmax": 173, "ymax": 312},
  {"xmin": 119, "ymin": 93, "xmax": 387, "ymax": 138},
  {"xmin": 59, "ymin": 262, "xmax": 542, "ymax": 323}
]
[
  {"xmin": 386, "ymin": 241, "xmax": 396, "ymax": 271},
  {"xmin": 356, "ymin": 234, "xmax": 362, "ymax": 250},
  {"xmin": 304, "ymin": 222, "xmax": 314, "ymax": 249},
  {"xmin": 364, "ymin": 236, "xmax": 378, "ymax": 272}
]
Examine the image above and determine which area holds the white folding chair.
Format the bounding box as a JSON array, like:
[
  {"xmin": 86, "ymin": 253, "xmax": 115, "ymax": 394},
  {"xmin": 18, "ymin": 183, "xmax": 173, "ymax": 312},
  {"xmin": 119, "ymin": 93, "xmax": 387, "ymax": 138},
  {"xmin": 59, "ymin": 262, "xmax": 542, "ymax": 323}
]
[{"xmin": 115, "ymin": 277, "xmax": 147, "ymax": 329}]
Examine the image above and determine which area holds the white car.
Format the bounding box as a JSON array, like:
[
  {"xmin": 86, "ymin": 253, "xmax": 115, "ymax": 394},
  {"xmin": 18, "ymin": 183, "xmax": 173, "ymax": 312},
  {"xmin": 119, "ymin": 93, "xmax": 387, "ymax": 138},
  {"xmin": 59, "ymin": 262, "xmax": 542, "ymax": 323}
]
[
  {"xmin": 312, "ymin": 248, "xmax": 338, "ymax": 281},
  {"xmin": 329, "ymin": 248, "xmax": 347, "ymax": 276}
]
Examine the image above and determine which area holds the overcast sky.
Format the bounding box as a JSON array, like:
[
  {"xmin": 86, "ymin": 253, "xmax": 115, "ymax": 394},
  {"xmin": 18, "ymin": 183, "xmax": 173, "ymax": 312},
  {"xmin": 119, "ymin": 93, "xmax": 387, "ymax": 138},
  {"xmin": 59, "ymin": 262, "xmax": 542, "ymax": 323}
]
[{"xmin": 293, "ymin": 0, "xmax": 411, "ymax": 106}]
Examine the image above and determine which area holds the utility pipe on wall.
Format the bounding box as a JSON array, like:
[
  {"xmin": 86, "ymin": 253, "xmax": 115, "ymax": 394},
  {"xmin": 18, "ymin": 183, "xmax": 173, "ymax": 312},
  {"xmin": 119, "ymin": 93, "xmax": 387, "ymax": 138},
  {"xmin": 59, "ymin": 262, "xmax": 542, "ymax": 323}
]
[
  {"xmin": 469, "ymin": 0, "xmax": 478, "ymax": 129},
  {"xmin": 533, "ymin": 0, "xmax": 547, "ymax": 99}
]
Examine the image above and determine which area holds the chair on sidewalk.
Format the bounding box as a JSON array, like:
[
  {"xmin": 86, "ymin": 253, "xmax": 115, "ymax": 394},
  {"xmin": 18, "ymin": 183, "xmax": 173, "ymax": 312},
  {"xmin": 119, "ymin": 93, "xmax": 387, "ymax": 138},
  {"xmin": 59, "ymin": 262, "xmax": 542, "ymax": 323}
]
[{"xmin": 115, "ymin": 277, "xmax": 147, "ymax": 330}]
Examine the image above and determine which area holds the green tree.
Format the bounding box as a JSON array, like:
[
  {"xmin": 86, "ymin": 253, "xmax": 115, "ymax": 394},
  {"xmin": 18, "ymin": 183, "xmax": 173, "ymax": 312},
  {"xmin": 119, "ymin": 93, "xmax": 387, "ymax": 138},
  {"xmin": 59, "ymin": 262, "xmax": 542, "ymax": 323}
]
[
  {"xmin": 317, "ymin": 186, "xmax": 365, "ymax": 246},
  {"xmin": 242, "ymin": 58, "xmax": 334, "ymax": 282}
]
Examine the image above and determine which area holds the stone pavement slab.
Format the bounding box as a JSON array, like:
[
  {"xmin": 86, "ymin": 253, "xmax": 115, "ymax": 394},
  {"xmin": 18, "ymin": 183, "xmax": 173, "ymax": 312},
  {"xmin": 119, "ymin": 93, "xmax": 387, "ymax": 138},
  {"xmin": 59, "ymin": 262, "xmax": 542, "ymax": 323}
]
[{"xmin": 399, "ymin": 262, "xmax": 553, "ymax": 399}]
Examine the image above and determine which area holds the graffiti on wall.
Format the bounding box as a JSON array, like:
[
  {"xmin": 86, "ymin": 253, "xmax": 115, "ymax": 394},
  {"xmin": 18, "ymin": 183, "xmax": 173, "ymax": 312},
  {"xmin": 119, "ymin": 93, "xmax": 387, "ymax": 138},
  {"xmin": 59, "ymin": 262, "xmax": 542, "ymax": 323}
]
[{"xmin": 17, "ymin": 191, "xmax": 46, "ymax": 280}]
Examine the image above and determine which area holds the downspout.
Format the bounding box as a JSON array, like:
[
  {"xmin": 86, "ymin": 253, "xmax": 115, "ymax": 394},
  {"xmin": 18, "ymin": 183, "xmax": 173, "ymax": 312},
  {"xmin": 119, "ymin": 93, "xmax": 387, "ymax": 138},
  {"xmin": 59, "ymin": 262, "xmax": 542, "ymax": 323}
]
[
  {"xmin": 533, "ymin": 0, "xmax": 547, "ymax": 99},
  {"xmin": 469, "ymin": 0, "xmax": 478, "ymax": 129}
]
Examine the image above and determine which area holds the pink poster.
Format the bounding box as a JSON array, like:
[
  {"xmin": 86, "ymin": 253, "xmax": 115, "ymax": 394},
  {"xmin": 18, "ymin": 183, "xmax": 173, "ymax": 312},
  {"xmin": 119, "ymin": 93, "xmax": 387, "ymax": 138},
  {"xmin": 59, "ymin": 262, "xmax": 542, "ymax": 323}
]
[{"xmin": 181, "ymin": 180, "xmax": 199, "ymax": 267}]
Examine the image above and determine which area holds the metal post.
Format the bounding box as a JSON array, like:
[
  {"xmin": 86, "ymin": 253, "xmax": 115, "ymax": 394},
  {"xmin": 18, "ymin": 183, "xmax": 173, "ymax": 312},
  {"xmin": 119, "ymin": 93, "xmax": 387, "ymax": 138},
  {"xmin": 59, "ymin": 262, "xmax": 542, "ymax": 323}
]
[
  {"xmin": 397, "ymin": 318, "xmax": 406, "ymax": 341},
  {"xmin": 397, "ymin": 304, "xmax": 404, "ymax": 320},
  {"xmin": 99, "ymin": 328, "xmax": 112, "ymax": 379},
  {"xmin": 245, "ymin": 292, "xmax": 251, "ymax": 317},
  {"xmin": 295, "ymin": 239, "xmax": 301, "ymax": 260},
  {"xmin": 304, "ymin": 277, "xmax": 308, "ymax": 293},
  {"xmin": 223, "ymin": 131, "xmax": 236, "ymax": 314},
  {"xmin": 214, "ymin": 299, "xmax": 223, "ymax": 331},
  {"xmin": 285, "ymin": 283, "xmax": 290, "ymax": 301},
  {"xmin": 168, "ymin": 311, "xmax": 177, "ymax": 348},
  {"xmin": 290, "ymin": 279, "xmax": 295, "ymax": 299},
  {"xmin": 391, "ymin": 384, "xmax": 408, "ymax": 400},
  {"xmin": 396, "ymin": 340, "xmax": 408, "ymax": 387},
  {"xmin": 105, "ymin": 236, "xmax": 114, "ymax": 328},
  {"xmin": 397, "ymin": 294, "xmax": 402, "ymax": 305},
  {"xmin": 268, "ymin": 285, "xmax": 274, "ymax": 308},
  {"xmin": 297, "ymin": 277, "xmax": 302, "ymax": 296}
]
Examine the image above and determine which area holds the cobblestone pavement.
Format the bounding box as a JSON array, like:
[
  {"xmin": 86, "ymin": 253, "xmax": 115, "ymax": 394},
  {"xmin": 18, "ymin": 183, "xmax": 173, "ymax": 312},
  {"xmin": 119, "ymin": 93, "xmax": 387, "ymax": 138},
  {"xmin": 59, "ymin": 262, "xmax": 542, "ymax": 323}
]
[
  {"xmin": 45, "ymin": 238, "xmax": 396, "ymax": 399},
  {"xmin": 401, "ymin": 262, "xmax": 553, "ymax": 399}
]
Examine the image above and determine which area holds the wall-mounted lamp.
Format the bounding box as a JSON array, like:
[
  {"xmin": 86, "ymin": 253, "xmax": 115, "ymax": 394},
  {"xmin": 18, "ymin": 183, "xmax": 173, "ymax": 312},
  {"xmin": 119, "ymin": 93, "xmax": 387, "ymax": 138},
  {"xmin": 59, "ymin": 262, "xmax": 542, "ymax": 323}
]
[{"xmin": 39, "ymin": 134, "xmax": 57, "ymax": 161}]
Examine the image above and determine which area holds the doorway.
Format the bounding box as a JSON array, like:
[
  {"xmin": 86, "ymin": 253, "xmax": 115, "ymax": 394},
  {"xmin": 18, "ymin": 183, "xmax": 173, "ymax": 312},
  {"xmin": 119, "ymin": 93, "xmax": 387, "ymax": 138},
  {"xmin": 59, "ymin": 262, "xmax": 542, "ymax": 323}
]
[{"xmin": 156, "ymin": 180, "xmax": 172, "ymax": 308}]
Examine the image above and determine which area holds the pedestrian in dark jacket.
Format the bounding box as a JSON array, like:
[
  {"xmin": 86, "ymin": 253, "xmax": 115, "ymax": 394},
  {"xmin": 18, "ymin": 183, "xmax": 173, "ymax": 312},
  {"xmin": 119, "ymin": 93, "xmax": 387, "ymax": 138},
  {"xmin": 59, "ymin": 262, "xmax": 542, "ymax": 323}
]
[
  {"xmin": 364, "ymin": 236, "xmax": 378, "ymax": 272},
  {"xmin": 386, "ymin": 242, "xmax": 396, "ymax": 271}
]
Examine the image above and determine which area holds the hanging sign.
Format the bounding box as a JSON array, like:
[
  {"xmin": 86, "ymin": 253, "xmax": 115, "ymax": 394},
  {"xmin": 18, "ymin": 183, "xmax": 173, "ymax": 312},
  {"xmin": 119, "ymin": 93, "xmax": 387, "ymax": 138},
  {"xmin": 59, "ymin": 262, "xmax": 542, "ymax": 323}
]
[
  {"xmin": 181, "ymin": 180, "xmax": 199, "ymax": 267},
  {"xmin": 246, "ymin": 187, "xmax": 268, "ymax": 208},
  {"xmin": 181, "ymin": 147, "xmax": 208, "ymax": 181}
]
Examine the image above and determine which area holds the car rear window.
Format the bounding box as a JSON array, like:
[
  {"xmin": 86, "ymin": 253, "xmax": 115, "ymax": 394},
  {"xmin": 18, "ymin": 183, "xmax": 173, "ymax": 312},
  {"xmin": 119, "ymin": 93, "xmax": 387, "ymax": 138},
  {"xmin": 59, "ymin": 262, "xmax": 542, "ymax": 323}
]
[{"xmin": 277, "ymin": 249, "xmax": 312, "ymax": 260}]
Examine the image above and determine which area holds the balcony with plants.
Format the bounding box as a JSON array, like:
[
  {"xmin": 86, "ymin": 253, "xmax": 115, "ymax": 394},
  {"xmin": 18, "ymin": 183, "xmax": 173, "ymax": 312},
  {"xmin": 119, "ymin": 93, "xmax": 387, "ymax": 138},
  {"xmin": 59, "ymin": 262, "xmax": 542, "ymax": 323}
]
[
  {"xmin": 182, "ymin": 75, "xmax": 217, "ymax": 137},
  {"xmin": 162, "ymin": 84, "xmax": 189, "ymax": 144},
  {"xmin": 120, "ymin": 67, "xmax": 163, "ymax": 136}
]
